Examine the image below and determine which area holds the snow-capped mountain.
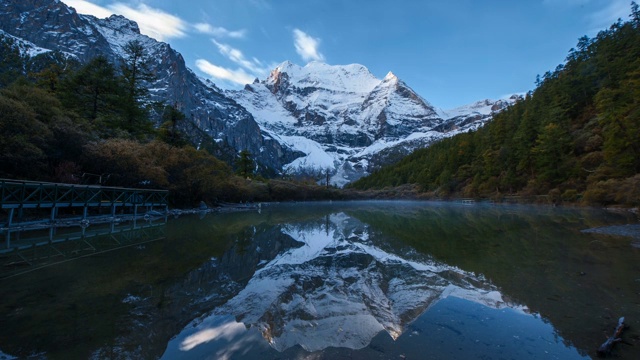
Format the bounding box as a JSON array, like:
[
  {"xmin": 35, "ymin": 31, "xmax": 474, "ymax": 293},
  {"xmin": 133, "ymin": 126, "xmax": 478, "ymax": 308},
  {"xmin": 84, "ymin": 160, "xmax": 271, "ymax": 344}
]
[
  {"xmin": 0, "ymin": 0, "xmax": 520, "ymax": 185},
  {"xmin": 0, "ymin": 0, "xmax": 297, "ymax": 170},
  {"xmin": 229, "ymin": 62, "xmax": 519, "ymax": 186}
]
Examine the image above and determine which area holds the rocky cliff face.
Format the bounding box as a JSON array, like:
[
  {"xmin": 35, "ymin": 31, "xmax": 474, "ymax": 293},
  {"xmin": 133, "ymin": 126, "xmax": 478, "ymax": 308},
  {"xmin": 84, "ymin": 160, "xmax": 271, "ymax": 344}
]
[{"xmin": 0, "ymin": 0, "xmax": 292, "ymax": 170}]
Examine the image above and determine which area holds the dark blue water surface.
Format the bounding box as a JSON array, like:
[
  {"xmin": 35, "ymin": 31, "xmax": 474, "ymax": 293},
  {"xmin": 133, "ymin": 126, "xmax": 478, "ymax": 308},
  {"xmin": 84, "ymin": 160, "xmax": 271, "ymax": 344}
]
[{"xmin": 1, "ymin": 201, "xmax": 638, "ymax": 359}]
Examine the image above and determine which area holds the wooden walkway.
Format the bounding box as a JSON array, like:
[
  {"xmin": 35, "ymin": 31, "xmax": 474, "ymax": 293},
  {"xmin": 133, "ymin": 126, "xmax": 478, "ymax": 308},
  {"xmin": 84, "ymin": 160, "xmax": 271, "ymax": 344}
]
[{"xmin": 1, "ymin": 178, "xmax": 168, "ymax": 228}]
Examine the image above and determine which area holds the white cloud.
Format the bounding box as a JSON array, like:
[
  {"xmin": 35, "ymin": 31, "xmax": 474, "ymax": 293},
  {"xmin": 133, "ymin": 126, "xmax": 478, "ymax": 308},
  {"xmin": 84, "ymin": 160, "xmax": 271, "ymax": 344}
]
[
  {"xmin": 62, "ymin": 0, "xmax": 112, "ymax": 18},
  {"xmin": 62, "ymin": 1, "xmax": 276, "ymax": 88},
  {"xmin": 195, "ymin": 59, "xmax": 255, "ymax": 85},
  {"xmin": 194, "ymin": 23, "xmax": 247, "ymax": 39},
  {"xmin": 292, "ymin": 28, "xmax": 325, "ymax": 62},
  {"xmin": 199, "ymin": 41, "xmax": 278, "ymax": 87},
  {"xmin": 109, "ymin": 3, "xmax": 187, "ymax": 41},
  {"xmin": 61, "ymin": 1, "xmax": 186, "ymax": 41}
]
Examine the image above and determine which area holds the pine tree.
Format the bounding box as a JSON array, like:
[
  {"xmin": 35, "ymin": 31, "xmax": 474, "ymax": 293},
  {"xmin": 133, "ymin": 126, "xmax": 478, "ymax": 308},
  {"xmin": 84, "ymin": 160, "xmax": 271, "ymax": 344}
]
[
  {"xmin": 532, "ymin": 123, "xmax": 572, "ymax": 185},
  {"xmin": 631, "ymin": 1, "xmax": 640, "ymax": 26},
  {"xmin": 0, "ymin": 34, "xmax": 25, "ymax": 87},
  {"xmin": 237, "ymin": 149, "xmax": 254, "ymax": 178},
  {"xmin": 159, "ymin": 104, "xmax": 187, "ymax": 146},
  {"xmin": 120, "ymin": 40, "xmax": 154, "ymax": 130},
  {"xmin": 60, "ymin": 56, "xmax": 120, "ymax": 121}
]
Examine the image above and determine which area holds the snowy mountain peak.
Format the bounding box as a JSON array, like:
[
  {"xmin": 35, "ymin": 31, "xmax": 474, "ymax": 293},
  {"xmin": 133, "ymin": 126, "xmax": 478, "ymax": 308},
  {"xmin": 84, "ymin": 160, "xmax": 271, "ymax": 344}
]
[
  {"xmin": 276, "ymin": 60, "xmax": 294, "ymax": 68},
  {"xmin": 265, "ymin": 61, "xmax": 380, "ymax": 94},
  {"xmin": 99, "ymin": 14, "xmax": 141, "ymax": 35},
  {"xmin": 383, "ymin": 71, "xmax": 398, "ymax": 82},
  {"xmin": 269, "ymin": 60, "xmax": 296, "ymax": 78}
]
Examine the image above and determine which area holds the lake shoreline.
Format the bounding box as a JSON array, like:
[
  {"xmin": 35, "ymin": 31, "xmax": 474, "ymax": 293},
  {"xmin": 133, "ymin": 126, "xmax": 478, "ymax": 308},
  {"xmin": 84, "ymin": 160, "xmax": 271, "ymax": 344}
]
[
  {"xmin": 2, "ymin": 198, "xmax": 638, "ymax": 234},
  {"xmin": 0, "ymin": 197, "xmax": 640, "ymax": 235}
]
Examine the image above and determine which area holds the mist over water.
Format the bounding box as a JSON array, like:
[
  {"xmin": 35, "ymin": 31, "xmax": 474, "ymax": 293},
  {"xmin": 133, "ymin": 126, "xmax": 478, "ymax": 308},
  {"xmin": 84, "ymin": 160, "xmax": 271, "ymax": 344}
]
[{"xmin": 1, "ymin": 201, "xmax": 638, "ymax": 359}]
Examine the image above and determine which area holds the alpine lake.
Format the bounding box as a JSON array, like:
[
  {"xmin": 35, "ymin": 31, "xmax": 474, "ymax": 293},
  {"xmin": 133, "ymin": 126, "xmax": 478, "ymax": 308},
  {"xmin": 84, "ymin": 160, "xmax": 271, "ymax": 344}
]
[{"xmin": 1, "ymin": 201, "xmax": 639, "ymax": 359}]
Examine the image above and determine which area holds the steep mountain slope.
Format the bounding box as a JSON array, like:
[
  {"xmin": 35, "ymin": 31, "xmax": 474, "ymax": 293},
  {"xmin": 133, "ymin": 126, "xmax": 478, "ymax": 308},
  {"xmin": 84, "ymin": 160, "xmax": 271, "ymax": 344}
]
[
  {"xmin": 0, "ymin": 0, "xmax": 294, "ymax": 170},
  {"xmin": 230, "ymin": 61, "xmax": 518, "ymax": 186}
]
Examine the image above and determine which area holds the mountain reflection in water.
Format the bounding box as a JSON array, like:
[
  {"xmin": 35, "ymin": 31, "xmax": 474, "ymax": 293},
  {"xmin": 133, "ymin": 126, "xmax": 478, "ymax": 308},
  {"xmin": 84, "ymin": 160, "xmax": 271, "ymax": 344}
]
[
  {"xmin": 161, "ymin": 205, "xmax": 590, "ymax": 359},
  {"xmin": 2, "ymin": 201, "xmax": 637, "ymax": 359}
]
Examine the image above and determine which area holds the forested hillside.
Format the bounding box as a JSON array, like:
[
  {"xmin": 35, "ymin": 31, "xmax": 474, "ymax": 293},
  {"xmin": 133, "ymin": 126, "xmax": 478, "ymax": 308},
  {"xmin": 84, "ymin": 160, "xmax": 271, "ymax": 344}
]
[
  {"xmin": 351, "ymin": 5, "xmax": 640, "ymax": 206},
  {"xmin": 0, "ymin": 37, "xmax": 344, "ymax": 206}
]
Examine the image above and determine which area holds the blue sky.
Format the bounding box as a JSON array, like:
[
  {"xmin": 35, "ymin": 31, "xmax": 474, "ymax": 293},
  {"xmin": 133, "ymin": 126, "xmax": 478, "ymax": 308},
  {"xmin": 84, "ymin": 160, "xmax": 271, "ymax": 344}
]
[{"xmin": 61, "ymin": 0, "xmax": 632, "ymax": 109}]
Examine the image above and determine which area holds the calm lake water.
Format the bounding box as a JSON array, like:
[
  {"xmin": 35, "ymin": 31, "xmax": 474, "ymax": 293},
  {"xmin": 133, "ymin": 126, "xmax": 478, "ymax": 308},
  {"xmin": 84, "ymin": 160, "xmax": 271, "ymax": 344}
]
[{"xmin": 1, "ymin": 201, "xmax": 639, "ymax": 359}]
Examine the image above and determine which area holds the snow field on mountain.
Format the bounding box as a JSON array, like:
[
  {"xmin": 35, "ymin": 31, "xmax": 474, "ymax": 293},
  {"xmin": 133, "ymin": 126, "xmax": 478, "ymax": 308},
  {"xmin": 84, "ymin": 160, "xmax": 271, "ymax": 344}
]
[{"xmin": 271, "ymin": 61, "xmax": 381, "ymax": 94}]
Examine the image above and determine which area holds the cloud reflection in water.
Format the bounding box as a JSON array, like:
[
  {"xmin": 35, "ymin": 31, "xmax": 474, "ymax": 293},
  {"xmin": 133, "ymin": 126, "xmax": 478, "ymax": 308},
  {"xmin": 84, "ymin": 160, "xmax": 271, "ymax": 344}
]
[{"xmin": 179, "ymin": 318, "xmax": 246, "ymax": 351}]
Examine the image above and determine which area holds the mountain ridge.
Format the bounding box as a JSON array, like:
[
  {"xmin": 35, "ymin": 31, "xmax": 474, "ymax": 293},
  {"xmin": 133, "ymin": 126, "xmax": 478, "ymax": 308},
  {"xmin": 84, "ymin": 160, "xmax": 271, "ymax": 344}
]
[{"xmin": 0, "ymin": 0, "xmax": 299, "ymax": 172}]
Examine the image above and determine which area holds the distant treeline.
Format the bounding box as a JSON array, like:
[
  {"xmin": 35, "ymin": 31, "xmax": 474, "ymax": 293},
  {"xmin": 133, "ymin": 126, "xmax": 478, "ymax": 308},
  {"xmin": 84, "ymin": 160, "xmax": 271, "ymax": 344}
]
[
  {"xmin": 0, "ymin": 38, "xmax": 348, "ymax": 206},
  {"xmin": 350, "ymin": 4, "xmax": 640, "ymax": 206}
]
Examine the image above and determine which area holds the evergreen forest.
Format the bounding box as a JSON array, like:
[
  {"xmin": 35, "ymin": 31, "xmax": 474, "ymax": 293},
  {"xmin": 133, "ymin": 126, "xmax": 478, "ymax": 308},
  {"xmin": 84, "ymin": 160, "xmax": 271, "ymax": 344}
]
[{"xmin": 351, "ymin": 5, "xmax": 640, "ymax": 206}]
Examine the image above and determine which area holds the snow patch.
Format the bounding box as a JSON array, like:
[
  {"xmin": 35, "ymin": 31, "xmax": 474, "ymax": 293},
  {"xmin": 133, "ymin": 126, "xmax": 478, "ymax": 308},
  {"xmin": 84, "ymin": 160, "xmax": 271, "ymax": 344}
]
[{"xmin": 0, "ymin": 349, "xmax": 18, "ymax": 360}]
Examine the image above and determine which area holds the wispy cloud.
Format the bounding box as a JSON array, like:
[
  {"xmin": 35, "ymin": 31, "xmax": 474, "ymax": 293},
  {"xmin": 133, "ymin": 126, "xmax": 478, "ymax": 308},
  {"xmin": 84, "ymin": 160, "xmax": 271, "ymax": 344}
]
[
  {"xmin": 212, "ymin": 40, "xmax": 266, "ymax": 74},
  {"xmin": 194, "ymin": 23, "xmax": 247, "ymax": 39},
  {"xmin": 110, "ymin": 3, "xmax": 187, "ymax": 41},
  {"xmin": 587, "ymin": 0, "xmax": 630, "ymax": 30},
  {"xmin": 542, "ymin": 0, "xmax": 631, "ymax": 34},
  {"xmin": 62, "ymin": 1, "xmax": 274, "ymax": 87},
  {"xmin": 196, "ymin": 40, "xmax": 276, "ymax": 86},
  {"xmin": 292, "ymin": 28, "xmax": 325, "ymax": 62},
  {"xmin": 62, "ymin": 0, "xmax": 112, "ymax": 18},
  {"xmin": 195, "ymin": 59, "xmax": 255, "ymax": 85},
  {"xmin": 542, "ymin": 0, "xmax": 590, "ymax": 7},
  {"xmin": 62, "ymin": 0, "xmax": 186, "ymax": 41}
]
